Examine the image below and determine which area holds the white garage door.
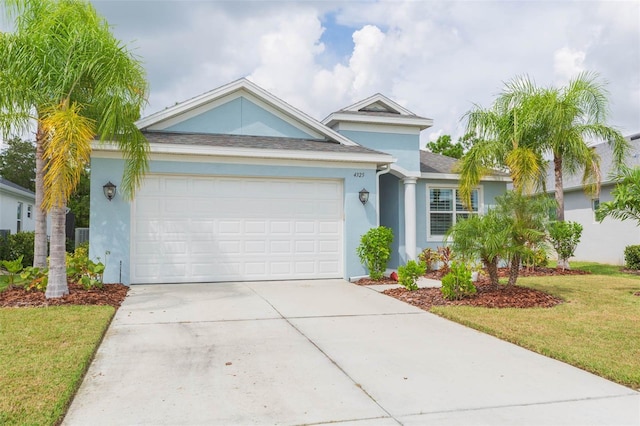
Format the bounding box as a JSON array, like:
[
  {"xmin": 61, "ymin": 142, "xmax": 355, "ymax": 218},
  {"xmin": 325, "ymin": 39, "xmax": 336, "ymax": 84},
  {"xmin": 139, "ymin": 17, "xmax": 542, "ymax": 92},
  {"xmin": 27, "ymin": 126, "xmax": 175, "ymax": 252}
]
[{"xmin": 131, "ymin": 175, "xmax": 343, "ymax": 284}]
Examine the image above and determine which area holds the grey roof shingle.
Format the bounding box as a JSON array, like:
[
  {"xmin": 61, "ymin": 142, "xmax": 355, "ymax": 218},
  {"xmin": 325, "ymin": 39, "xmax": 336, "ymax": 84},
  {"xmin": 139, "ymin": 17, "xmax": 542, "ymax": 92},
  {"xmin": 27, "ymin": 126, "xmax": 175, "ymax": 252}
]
[
  {"xmin": 141, "ymin": 131, "xmax": 388, "ymax": 156},
  {"xmin": 420, "ymin": 150, "xmax": 459, "ymax": 173},
  {"xmin": 544, "ymin": 133, "xmax": 640, "ymax": 190},
  {"xmin": 0, "ymin": 177, "xmax": 34, "ymax": 195}
]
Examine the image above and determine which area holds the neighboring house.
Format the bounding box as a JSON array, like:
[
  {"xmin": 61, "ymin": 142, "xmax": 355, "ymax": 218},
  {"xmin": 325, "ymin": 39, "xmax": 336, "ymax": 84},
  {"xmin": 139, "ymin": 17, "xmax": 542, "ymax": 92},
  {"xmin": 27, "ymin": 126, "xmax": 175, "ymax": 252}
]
[
  {"xmin": 90, "ymin": 78, "xmax": 509, "ymax": 284},
  {"xmin": 0, "ymin": 177, "xmax": 36, "ymax": 235},
  {"xmin": 545, "ymin": 132, "xmax": 640, "ymax": 265}
]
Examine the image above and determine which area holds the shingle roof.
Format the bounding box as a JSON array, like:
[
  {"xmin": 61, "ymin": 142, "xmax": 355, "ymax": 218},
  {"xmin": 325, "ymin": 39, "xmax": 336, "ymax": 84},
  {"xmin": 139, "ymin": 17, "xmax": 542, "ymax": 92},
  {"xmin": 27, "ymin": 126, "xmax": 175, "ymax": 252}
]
[
  {"xmin": 142, "ymin": 131, "xmax": 387, "ymax": 156},
  {"xmin": 544, "ymin": 133, "xmax": 640, "ymax": 190},
  {"xmin": 0, "ymin": 177, "xmax": 34, "ymax": 196},
  {"xmin": 420, "ymin": 150, "xmax": 459, "ymax": 173}
]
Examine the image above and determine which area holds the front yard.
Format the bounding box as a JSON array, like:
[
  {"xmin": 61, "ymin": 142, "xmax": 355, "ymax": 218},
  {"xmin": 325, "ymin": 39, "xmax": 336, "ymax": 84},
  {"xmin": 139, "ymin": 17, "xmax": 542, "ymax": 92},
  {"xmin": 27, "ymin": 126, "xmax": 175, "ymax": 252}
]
[
  {"xmin": 0, "ymin": 306, "xmax": 115, "ymax": 425},
  {"xmin": 431, "ymin": 271, "xmax": 640, "ymax": 389}
]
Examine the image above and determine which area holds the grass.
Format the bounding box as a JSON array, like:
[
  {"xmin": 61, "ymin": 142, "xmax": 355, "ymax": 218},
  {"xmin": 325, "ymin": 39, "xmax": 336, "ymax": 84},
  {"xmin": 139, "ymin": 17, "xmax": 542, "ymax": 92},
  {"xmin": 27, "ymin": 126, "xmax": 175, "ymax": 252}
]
[
  {"xmin": 0, "ymin": 305, "xmax": 115, "ymax": 426},
  {"xmin": 431, "ymin": 267, "xmax": 640, "ymax": 389}
]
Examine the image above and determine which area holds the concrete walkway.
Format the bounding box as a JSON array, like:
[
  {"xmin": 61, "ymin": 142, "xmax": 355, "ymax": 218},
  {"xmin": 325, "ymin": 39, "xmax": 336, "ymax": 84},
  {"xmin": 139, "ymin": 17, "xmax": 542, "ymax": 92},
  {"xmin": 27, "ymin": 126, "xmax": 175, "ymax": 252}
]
[{"xmin": 64, "ymin": 279, "xmax": 639, "ymax": 425}]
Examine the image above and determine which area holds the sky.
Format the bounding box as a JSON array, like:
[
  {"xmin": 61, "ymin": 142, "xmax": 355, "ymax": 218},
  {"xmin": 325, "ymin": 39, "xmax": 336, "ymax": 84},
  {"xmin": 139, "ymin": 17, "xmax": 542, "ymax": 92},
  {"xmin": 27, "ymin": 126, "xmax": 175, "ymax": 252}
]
[{"xmin": 3, "ymin": 0, "xmax": 640, "ymax": 147}]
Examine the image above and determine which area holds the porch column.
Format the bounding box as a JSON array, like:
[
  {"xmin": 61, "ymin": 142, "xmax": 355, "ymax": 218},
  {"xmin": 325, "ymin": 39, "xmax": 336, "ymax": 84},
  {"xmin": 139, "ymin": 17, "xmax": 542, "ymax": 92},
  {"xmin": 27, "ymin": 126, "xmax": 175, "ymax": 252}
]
[{"xmin": 403, "ymin": 177, "xmax": 417, "ymax": 261}]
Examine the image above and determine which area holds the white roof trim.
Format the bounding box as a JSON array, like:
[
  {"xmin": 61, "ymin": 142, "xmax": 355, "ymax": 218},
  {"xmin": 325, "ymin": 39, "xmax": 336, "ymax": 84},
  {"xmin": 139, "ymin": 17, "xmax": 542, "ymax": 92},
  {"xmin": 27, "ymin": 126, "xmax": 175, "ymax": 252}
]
[
  {"xmin": 420, "ymin": 172, "xmax": 512, "ymax": 182},
  {"xmin": 93, "ymin": 142, "xmax": 394, "ymax": 166},
  {"xmin": 136, "ymin": 78, "xmax": 359, "ymax": 147},
  {"xmin": 339, "ymin": 93, "xmax": 416, "ymax": 116},
  {"xmin": 0, "ymin": 182, "xmax": 35, "ymax": 199},
  {"xmin": 323, "ymin": 111, "xmax": 433, "ymax": 130}
]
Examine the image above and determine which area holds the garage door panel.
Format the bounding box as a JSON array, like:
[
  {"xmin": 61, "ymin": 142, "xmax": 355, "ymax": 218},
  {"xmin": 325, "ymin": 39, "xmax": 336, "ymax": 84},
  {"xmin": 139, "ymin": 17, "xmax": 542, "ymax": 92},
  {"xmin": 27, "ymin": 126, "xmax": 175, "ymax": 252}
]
[{"xmin": 131, "ymin": 175, "xmax": 343, "ymax": 284}]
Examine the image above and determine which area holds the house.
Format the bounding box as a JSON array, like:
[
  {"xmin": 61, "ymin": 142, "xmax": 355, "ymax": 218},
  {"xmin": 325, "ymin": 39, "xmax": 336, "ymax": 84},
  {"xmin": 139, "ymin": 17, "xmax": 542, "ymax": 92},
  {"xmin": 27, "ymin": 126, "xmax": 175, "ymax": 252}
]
[
  {"xmin": 89, "ymin": 78, "xmax": 509, "ymax": 284},
  {"xmin": 0, "ymin": 177, "xmax": 36, "ymax": 235},
  {"xmin": 545, "ymin": 133, "xmax": 640, "ymax": 265}
]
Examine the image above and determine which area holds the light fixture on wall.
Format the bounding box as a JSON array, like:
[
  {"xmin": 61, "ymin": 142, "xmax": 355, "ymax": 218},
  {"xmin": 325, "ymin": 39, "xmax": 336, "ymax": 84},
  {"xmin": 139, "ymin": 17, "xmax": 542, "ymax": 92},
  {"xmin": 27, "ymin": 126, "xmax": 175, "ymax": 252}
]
[
  {"xmin": 359, "ymin": 188, "xmax": 369, "ymax": 205},
  {"xmin": 103, "ymin": 181, "xmax": 117, "ymax": 201}
]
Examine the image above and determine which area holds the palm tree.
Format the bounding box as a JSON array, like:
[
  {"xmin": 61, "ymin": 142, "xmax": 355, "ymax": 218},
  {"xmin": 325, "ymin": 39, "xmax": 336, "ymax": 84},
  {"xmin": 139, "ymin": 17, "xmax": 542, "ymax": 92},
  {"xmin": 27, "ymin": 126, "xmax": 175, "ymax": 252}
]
[
  {"xmin": 0, "ymin": 0, "xmax": 149, "ymax": 298},
  {"xmin": 459, "ymin": 73, "xmax": 629, "ymax": 220}
]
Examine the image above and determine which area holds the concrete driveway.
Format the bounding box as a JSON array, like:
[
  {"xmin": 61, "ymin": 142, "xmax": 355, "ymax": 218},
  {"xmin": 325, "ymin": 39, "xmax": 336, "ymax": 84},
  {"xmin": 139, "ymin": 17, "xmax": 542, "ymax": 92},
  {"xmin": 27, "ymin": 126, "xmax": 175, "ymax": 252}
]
[{"xmin": 64, "ymin": 279, "xmax": 639, "ymax": 425}]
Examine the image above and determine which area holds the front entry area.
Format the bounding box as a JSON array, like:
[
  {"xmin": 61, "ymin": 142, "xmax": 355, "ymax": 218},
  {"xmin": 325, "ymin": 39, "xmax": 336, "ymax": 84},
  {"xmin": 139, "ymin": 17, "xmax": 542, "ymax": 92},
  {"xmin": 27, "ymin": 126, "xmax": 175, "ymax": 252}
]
[{"xmin": 130, "ymin": 175, "xmax": 344, "ymax": 283}]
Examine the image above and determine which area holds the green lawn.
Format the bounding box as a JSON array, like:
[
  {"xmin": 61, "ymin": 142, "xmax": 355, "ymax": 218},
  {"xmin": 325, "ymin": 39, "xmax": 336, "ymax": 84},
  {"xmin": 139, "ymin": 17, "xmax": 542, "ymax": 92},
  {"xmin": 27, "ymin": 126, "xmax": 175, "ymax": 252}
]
[
  {"xmin": 0, "ymin": 305, "xmax": 115, "ymax": 425},
  {"xmin": 431, "ymin": 269, "xmax": 640, "ymax": 389}
]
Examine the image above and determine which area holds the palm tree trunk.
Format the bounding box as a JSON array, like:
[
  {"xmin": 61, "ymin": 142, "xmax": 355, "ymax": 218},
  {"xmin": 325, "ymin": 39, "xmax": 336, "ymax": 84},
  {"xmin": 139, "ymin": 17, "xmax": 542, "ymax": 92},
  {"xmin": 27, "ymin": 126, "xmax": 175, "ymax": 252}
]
[
  {"xmin": 508, "ymin": 254, "xmax": 520, "ymax": 286},
  {"xmin": 45, "ymin": 204, "xmax": 68, "ymax": 298},
  {"xmin": 484, "ymin": 257, "xmax": 500, "ymax": 289},
  {"xmin": 554, "ymin": 154, "xmax": 571, "ymax": 269},
  {"xmin": 33, "ymin": 125, "xmax": 48, "ymax": 267},
  {"xmin": 554, "ymin": 154, "xmax": 565, "ymax": 221}
]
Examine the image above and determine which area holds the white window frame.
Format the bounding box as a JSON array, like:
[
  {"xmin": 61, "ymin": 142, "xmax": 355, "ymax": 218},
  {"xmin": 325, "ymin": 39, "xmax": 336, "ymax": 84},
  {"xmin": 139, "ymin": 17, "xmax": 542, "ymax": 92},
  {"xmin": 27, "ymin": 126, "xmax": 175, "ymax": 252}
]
[
  {"xmin": 17, "ymin": 202, "xmax": 23, "ymax": 233},
  {"xmin": 592, "ymin": 198, "xmax": 600, "ymax": 223},
  {"xmin": 27, "ymin": 204, "xmax": 32, "ymax": 219},
  {"xmin": 426, "ymin": 185, "xmax": 483, "ymax": 242}
]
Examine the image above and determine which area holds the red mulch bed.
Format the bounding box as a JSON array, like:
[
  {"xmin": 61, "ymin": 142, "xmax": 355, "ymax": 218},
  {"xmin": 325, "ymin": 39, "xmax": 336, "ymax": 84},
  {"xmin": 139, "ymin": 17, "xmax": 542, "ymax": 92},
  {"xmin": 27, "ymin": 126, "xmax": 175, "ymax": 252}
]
[
  {"xmin": 356, "ymin": 267, "xmax": 588, "ymax": 309},
  {"xmin": 0, "ymin": 282, "xmax": 128, "ymax": 308}
]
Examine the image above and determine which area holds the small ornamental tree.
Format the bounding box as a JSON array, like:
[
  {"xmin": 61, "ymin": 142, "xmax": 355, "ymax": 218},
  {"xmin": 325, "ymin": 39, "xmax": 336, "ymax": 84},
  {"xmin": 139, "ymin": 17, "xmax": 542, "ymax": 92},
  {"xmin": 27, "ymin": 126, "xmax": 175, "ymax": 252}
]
[
  {"xmin": 357, "ymin": 226, "xmax": 393, "ymax": 280},
  {"xmin": 548, "ymin": 221, "xmax": 583, "ymax": 270}
]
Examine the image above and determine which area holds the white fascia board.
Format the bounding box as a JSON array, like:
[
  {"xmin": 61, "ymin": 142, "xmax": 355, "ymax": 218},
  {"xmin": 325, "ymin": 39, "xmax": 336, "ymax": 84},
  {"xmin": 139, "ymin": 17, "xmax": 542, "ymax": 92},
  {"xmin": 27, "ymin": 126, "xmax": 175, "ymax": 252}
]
[
  {"xmin": 322, "ymin": 112, "xmax": 433, "ymax": 130},
  {"xmin": 390, "ymin": 163, "xmax": 421, "ymax": 179},
  {"xmin": 136, "ymin": 78, "xmax": 359, "ymax": 147},
  {"xmin": 420, "ymin": 172, "xmax": 512, "ymax": 182},
  {"xmin": 339, "ymin": 93, "xmax": 416, "ymax": 116},
  {"xmin": 332, "ymin": 121, "xmax": 422, "ymax": 135},
  {"xmin": 0, "ymin": 183, "xmax": 35, "ymax": 199},
  {"xmin": 92, "ymin": 141, "xmax": 394, "ymax": 166}
]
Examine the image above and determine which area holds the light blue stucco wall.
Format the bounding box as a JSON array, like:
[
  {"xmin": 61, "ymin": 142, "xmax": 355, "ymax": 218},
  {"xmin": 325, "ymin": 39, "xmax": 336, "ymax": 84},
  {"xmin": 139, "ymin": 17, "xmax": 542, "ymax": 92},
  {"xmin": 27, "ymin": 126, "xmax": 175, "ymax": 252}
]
[
  {"xmin": 379, "ymin": 175, "xmax": 507, "ymax": 268},
  {"xmin": 164, "ymin": 97, "xmax": 317, "ymax": 139},
  {"xmin": 339, "ymin": 130, "xmax": 421, "ymax": 173},
  {"xmin": 90, "ymin": 156, "xmax": 378, "ymax": 284}
]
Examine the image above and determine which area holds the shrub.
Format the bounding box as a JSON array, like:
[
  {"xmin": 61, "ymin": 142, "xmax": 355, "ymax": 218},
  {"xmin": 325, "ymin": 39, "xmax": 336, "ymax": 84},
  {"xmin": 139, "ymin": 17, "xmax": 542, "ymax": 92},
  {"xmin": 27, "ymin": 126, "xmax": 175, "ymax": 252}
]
[
  {"xmin": 418, "ymin": 248, "xmax": 441, "ymax": 271},
  {"xmin": 624, "ymin": 245, "xmax": 640, "ymax": 270},
  {"xmin": 20, "ymin": 266, "xmax": 48, "ymax": 292},
  {"xmin": 437, "ymin": 246, "xmax": 453, "ymax": 274},
  {"xmin": 356, "ymin": 226, "xmax": 393, "ymax": 280},
  {"xmin": 398, "ymin": 260, "xmax": 426, "ymax": 291},
  {"xmin": 522, "ymin": 246, "xmax": 549, "ymax": 269},
  {"xmin": 0, "ymin": 233, "xmax": 10, "ymax": 261},
  {"xmin": 441, "ymin": 262, "xmax": 476, "ymax": 300},
  {"xmin": 1, "ymin": 256, "xmax": 25, "ymax": 287},
  {"xmin": 66, "ymin": 246, "xmax": 105, "ymax": 290},
  {"xmin": 8, "ymin": 231, "xmax": 35, "ymax": 267},
  {"xmin": 548, "ymin": 221, "xmax": 583, "ymax": 269}
]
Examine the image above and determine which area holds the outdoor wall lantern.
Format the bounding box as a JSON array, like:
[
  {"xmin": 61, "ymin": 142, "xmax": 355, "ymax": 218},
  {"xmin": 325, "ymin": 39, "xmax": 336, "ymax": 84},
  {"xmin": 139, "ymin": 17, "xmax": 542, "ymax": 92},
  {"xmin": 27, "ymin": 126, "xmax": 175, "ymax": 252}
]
[
  {"xmin": 103, "ymin": 181, "xmax": 117, "ymax": 201},
  {"xmin": 359, "ymin": 188, "xmax": 370, "ymax": 205}
]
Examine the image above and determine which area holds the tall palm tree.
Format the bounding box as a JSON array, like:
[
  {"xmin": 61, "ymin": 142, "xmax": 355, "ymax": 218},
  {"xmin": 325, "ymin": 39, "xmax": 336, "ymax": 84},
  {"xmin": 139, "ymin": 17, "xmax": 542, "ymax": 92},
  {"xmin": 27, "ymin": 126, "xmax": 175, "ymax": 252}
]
[
  {"xmin": 459, "ymin": 73, "xmax": 628, "ymax": 221},
  {"xmin": 0, "ymin": 0, "xmax": 149, "ymax": 298}
]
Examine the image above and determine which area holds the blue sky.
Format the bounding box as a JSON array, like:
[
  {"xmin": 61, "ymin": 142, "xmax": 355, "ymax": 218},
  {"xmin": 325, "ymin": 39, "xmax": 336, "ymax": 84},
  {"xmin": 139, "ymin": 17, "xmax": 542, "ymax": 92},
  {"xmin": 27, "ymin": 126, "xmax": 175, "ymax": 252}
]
[{"xmin": 2, "ymin": 0, "xmax": 639, "ymax": 147}]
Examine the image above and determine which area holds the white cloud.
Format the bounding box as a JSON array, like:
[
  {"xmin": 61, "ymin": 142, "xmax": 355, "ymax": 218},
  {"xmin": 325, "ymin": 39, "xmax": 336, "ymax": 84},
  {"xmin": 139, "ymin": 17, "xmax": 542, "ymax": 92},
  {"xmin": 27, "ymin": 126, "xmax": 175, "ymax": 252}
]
[
  {"xmin": 46, "ymin": 1, "xmax": 638, "ymax": 140},
  {"xmin": 554, "ymin": 47, "xmax": 586, "ymax": 84}
]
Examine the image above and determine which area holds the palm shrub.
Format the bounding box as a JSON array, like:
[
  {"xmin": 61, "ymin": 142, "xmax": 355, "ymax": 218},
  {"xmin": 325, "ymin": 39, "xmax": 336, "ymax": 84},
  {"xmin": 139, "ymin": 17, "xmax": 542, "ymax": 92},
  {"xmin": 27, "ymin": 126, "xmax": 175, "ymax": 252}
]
[
  {"xmin": 446, "ymin": 210, "xmax": 508, "ymax": 288},
  {"xmin": 494, "ymin": 192, "xmax": 552, "ymax": 285},
  {"xmin": 548, "ymin": 221, "xmax": 583, "ymax": 270},
  {"xmin": 398, "ymin": 260, "xmax": 426, "ymax": 291},
  {"xmin": 441, "ymin": 262, "xmax": 476, "ymax": 300},
  {"xmin": 356, "ymin": 226, "xmax": 393, "ymax": 280}
]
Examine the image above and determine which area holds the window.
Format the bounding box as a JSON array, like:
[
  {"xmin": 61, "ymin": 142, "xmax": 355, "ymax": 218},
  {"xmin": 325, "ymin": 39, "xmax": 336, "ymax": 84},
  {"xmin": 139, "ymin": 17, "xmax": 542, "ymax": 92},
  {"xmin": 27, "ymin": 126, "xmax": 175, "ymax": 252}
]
[
  {"xmin": 17, "ymin": 202, "xmax": 23, "ymax": 233},
  {"xmin": 592, "ymin": 198, "xmax": 600, "ymax": 222},
  {"xmin": 27, "ymin": 204, "xmax": 32, "ymax": 219},
  {"xmin": 428, "ymin": 187, "xmax": 479, "ymax": 240}
]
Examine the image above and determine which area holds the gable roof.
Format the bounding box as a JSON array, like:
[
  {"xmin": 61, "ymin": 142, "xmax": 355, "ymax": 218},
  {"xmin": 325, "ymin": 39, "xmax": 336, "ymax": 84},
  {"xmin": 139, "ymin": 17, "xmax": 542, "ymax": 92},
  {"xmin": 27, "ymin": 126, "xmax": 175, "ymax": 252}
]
[
  {"xmin": 0, "ymin": 177, "xmax": 35, "ymax": 198},
  {"xmin": 323, "ymin": 93, "xmax": 433, "ymax": 130},
  {"xmin": 420, "ymin": 151, "xmax": 511, "ymax": 181},
  {"xmin": 544, "ymin": 132, "xmax": 640, "ymax": 191},
  {"xmin": 136, "ymin": 78, "xmax": 359, "ymax": 147}
]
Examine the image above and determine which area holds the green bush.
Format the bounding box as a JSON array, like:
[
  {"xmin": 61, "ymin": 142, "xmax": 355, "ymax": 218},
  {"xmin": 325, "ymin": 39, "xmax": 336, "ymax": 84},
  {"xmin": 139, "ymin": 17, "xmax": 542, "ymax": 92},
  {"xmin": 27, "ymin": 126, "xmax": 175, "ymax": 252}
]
[
  {"xmin": 441, "ymin": 262, "xmax": 476, "ymax": 300},
  {"xmin": 20, "ymin": 266, "xmax": 48, "ymax": 292},
  {"xmin": 548, "ymin": 221, "xmax": 583, "ymax": 267},
  {"xmin": 398, "ymin": 260, "xmax": 426, "ymax": 291},
  {"xmin": 1, "ymin": 256, "xmax": 25, "ymax": 287},
  {"xmin": 66, "ymin": 246, "xmax": 104, "ymax": 290},
  {"xmin": 624, "ymin": 245, "xmax": 640, "ymax": 270},
  {"xmin": 4, "ymin": 231, "xmax": 35, "ymax": 267},
  {"xmin": 356, "ymin": 226, "xmax": 393, "ymax": 280},
  {"xmin": 0, "ymin": 233, "xmax": 10, "ymax": 261}
]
